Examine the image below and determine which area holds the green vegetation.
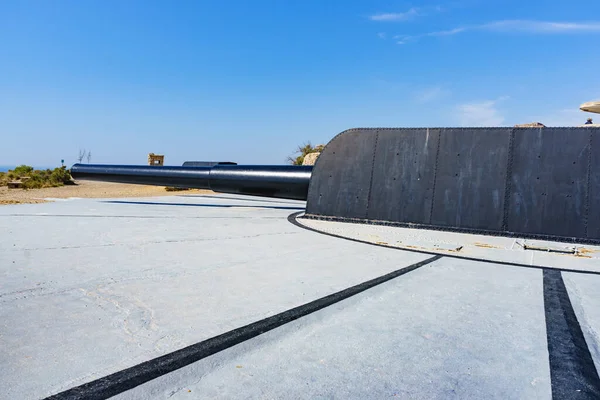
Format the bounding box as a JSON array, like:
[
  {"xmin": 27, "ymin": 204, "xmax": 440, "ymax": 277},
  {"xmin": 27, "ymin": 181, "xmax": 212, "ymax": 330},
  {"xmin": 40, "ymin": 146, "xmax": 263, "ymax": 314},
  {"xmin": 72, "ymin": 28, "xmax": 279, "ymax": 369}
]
[
  {"xmin": 0, "ymin": 165, "xmax": 73, "ymax": 189},
  {"xmin": 164, "ymin": 186, "xmax": 191, "ymax": 191},
  {"xmin": 287, "ymin": 142, "xmax": 324, "ymax": 165}
]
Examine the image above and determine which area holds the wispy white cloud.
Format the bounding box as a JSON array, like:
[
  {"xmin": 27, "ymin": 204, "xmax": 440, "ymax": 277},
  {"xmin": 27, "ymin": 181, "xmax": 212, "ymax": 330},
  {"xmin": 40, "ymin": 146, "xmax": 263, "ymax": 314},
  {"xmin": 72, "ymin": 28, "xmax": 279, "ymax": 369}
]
[
  {"xmin": 456, "ymin": 97, "xmax": 509, "ymax": 126},
  {"xmin": 369, "ymin": 5, "xmax": 446, "ymax": 22},
  {"xmin": 428, "ymin": 27, "xmax": 467, "ymax": 36},
  {"xmin": 396, "ymin": 27, "xmax": 467, "ymax": 44},
  {"xmin": 377, "ymin": 32, "xmax": 387, "ymax": 39},
  {"xmin": 482, "ymin": 20, "xmax": 600, "ymax": 33},
  {"xmin": 369, "ymin": 8, "xmax": 420, "ymax": 22},
  {"xmin": 396, "ymin": 20, "xmax": 600, "ymax": 44},
  {"xmin": 415, "ymin": 86, "xmax": 449, "ymax": 103}
]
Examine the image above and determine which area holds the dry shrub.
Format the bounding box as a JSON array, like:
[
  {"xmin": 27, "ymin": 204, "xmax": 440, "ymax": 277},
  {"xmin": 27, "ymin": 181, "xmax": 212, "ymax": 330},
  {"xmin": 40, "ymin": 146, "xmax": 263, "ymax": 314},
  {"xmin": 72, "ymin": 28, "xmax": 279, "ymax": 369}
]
[{"xmin": 4, "ymin": 165, "xmax": 73, "ymax": 189}]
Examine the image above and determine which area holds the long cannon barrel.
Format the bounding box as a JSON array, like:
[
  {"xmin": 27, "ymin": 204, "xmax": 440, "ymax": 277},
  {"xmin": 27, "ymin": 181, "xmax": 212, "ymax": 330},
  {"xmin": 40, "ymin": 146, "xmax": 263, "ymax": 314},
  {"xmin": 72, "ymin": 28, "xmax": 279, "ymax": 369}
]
[{"xmin": 70, "ymin": 164, "xmax": 313, "ymax": 201}]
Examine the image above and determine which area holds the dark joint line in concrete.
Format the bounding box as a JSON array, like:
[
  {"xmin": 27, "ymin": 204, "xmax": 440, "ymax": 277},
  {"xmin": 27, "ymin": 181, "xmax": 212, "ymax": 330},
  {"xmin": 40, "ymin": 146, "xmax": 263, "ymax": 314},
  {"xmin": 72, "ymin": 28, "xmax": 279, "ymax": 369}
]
[
  {"xmin": 43, "ymin": 255, "xmax": 441, "ymax": 400},
  {"xmin": 543, "ymin": 270, "xmax": 600, "ymax": 399}
]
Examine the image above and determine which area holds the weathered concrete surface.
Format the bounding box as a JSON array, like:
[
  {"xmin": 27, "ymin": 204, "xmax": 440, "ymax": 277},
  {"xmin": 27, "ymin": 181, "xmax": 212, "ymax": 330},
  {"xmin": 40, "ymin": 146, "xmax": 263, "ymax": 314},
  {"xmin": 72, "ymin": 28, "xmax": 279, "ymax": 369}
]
[
  {"xmin": 298, "ymin": 217, "xmax": 600, "ymax": 271},
  {"xmin": 2, "ymin": 193, "xmax": 599, "ymax": 399},
  {"xmin": 0, "ymin": 194, "xmax": 429, "ymax": 399},
  {"xmin": 119, "ymin": 258, "xmax": 551, "ymax": 400}
]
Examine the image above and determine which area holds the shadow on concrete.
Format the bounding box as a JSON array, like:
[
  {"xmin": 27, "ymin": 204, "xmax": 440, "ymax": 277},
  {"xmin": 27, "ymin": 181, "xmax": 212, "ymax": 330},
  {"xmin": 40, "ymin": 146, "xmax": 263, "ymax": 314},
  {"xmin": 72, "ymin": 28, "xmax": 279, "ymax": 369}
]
[
  {"xmin": 178, "ymin": 194, "xmax": 305, "ymax": 205},
  {"xmin": 103, "ymin": 200, "xmax": 305, "ymax": 211}
]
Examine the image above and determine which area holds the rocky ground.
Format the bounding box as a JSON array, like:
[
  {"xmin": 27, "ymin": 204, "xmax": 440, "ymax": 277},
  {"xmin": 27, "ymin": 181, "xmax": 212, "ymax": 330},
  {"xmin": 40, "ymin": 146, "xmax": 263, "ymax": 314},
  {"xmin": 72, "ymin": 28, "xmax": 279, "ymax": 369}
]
[{"xmin": 0, "ymin": 180, "xmax": 214, "ymax": 205}]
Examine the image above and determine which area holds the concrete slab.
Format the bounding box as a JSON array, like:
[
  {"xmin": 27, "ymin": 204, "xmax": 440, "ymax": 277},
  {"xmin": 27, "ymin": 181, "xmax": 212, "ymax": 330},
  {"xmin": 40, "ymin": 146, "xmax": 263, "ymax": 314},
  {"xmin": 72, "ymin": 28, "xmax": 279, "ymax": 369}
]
[
  {"xmin": 121, "ymin": 258, "xmax": 551, "ymax": 399},
  {"xmin": 298, "ymin": 216, "xmax": 600, "ymax": 272},
  {"xmin": 2, "ymin": 193, "xmax": 599, "ymax": 399},
  {"xmin": 0, "ymin": 194, "xmax": 429, "ymax": 399}
]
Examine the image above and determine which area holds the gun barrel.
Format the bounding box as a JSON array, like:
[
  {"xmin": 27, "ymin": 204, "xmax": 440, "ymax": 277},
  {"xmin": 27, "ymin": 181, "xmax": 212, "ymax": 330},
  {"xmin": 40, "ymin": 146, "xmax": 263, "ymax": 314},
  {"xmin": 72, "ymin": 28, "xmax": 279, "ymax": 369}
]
[{"xmin": 70, "ymin": 164, "xmax": 313, "ymax": 201}]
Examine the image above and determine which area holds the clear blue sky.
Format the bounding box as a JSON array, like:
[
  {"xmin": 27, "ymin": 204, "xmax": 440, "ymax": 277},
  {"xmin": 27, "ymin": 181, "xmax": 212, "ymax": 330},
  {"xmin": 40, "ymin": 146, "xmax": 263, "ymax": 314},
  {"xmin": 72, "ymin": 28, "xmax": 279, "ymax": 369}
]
[{"xmin": 1, "ymin": 0, "xmax": 599, "ymax": 167}]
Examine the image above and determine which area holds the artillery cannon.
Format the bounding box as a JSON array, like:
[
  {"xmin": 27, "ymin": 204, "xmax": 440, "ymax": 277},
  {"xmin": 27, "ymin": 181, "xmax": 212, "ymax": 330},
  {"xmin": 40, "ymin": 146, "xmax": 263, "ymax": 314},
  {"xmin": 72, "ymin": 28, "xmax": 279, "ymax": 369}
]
[
  {"xmin": 71, "ymin": 125, "xmax": 600, "ymax": 244},
  {"xmin": 70, "ymin": 164, "xmax": 313, "ymax": 201}
]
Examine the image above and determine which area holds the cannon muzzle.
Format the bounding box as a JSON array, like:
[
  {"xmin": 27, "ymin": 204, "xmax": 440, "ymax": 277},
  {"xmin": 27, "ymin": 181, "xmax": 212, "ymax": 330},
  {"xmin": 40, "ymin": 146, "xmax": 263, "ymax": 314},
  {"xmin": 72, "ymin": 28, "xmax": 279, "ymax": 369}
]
[{"xmin": 70, "ymin": 164, "xmax": 313, "ymax": 201}]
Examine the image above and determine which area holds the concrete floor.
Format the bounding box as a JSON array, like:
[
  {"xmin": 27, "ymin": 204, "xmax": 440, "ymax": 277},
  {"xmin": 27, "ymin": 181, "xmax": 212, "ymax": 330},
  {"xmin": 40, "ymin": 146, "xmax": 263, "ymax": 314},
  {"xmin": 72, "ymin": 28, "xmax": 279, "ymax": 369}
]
[
  {"xmin": 1, "ymin": 194, "xmax": 599, "ymax": 399},
  {"xmin": 299, "ymin": 216, "xmax": 600, "ymax": 271}
]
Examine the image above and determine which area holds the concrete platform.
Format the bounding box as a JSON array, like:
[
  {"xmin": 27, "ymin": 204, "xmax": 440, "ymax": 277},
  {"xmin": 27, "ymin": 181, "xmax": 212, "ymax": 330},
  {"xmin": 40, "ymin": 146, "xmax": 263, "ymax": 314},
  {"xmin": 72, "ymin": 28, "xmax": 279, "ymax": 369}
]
[
  {"xmin": 297, "ymin": 216, "xmax": 600, "ymax": 272},
  {"xmin": 1, "ymin": 194, "xmax": 600, "ymax": 399}
]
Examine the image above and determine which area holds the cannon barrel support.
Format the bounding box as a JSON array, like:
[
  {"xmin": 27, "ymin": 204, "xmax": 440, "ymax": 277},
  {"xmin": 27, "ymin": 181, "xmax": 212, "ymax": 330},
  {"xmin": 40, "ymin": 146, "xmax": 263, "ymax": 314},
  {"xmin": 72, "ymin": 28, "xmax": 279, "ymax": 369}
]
[{"xmin": 70, "ymin": 164, "xmax": 313, "ymax": 201}]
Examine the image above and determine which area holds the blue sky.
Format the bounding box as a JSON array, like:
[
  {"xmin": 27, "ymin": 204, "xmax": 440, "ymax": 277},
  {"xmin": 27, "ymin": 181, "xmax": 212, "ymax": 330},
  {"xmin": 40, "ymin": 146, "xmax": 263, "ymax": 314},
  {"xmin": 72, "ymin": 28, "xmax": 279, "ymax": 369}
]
[{"xmin": 1, "ymin": 0, "xmax": 600, "ymax": 167}]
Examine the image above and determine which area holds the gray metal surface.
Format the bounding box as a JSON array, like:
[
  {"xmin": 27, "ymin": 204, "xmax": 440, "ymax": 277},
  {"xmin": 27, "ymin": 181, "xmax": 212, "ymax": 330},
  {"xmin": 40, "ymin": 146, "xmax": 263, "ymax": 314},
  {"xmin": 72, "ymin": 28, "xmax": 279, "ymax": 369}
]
[
  {"xmin": 367, "ymin": 128, "xmax": 440, "ymax": 223},
  {"xmin": 305, "ymin": 129, "xmax": 378, "ymax": 219},
  {"xmin": 589, "ymin": 128, "xmax": 600, "ymax": 239},
  {"xmin": 305, "ymin": 127, "xmax": 600, "ymax": 243},
  {"xmin": 430, "ymin": 128, "xmax": 510, "ymax": 230},
  {"xmin": 507, "ymin": 128, "xmax": 590, "ymax": 238}
]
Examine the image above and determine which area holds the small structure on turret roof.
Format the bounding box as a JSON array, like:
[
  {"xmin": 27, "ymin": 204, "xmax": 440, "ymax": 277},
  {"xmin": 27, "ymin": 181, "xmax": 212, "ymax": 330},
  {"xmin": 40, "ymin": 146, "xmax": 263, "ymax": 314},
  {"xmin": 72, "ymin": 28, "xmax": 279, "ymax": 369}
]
[{"xmin": 514, "ymin": 122, "xmax": 546, "ymax": 128}]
